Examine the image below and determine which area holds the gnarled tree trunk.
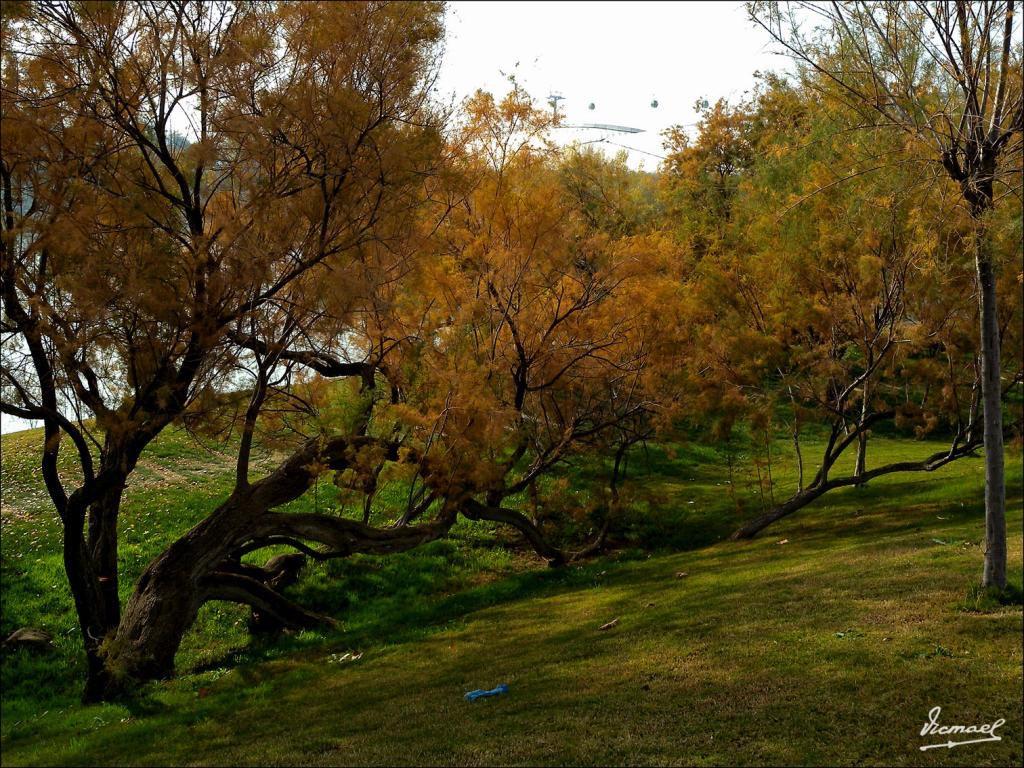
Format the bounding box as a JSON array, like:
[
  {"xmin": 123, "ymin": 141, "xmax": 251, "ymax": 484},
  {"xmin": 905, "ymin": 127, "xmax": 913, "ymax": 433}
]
[
  {"xmin": 97, "ymin": 437, "xmax": 460, "ymax": 695},
  {"xmin": 104, "ymin": 491, "xmax": 255, "ymax": 684}
]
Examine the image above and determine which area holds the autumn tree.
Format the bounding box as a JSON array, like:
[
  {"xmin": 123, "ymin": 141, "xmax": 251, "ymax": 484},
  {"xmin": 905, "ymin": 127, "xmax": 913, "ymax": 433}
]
[
  {"xmin": 662, "ymin": 72, "xmax": 1021, "ymax": 540},
  {"xmin": 662, "ymin": 96, "xmax": 757, "ymax": 259},
  {"xmin": 748, "ymin": 0, "xmax": 1022, "ymax": 588},
  {"xmin": 1, "ymin": 2, "xmax": 680, "ymax": 701},
  {"xmin": 389, "ymin": 88, "xmax": 684, "ymax": 558},
  {"xmin": 559, "ymin": 145, "xmax": 662, "ymax": 237},
  {"xmin": 1, "ymin": 0, "xmax": 449, "ymax": 699}
]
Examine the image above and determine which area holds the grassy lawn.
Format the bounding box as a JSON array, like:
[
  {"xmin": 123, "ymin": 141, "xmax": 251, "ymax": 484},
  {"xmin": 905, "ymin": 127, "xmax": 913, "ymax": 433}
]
[{"xmin": 1, "ymin": 425, "xmax": 1021, "ymax": 766}]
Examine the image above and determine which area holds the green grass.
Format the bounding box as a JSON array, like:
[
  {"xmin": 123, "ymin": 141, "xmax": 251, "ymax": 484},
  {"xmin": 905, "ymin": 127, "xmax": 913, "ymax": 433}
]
[{"xmin": 1, "ymin": 424, "xmax": 1022, "ymax": 766}]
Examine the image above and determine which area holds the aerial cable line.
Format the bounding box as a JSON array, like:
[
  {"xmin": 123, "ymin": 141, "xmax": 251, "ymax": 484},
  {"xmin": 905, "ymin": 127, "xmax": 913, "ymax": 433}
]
[{"xmin": 602, "ymin": 140, "xmax": 666, "ymax": 161}]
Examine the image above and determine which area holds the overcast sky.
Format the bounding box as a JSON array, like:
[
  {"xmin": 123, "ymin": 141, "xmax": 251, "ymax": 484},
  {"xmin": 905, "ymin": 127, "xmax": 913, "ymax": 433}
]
[
  {"xmin": 0, "ymin": 2, "xmax": 784, "ymax": 436},
  {"xmin": 434, "ymin": 1, "xmax": 784, "ymax": 169}
]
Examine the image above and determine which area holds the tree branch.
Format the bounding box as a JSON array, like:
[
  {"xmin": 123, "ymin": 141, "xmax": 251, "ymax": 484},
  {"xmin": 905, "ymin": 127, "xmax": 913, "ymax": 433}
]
[{"xmin": 203, "ymin": 571, "xmax": 333, "ymax": 630}]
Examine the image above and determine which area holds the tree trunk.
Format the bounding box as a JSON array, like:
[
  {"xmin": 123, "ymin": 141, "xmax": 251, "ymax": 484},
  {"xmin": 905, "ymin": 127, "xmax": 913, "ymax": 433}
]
[
  {"xmin": 60, "ymin": 498, "xmax": 114, "ymax": 702},
  {"xmin": 792, "ymin": 430, "xmax": 804, "ymax": 492},
  {"xmin": 729, "ymin": 484, "xmax": 830, "ymax": 540},
  {"xmin": 100, "ymin": 441, "xmax": 447, "ymax": 695},
  {"xmin": 88, "ymin": 483, "xmax": 126, "ymax": 632},
  {"xmin": 854, "ymin": 382, "xmax": 868, "ymax": 484},
  {"xmin": 103, "ymin": 490, "xmax": 257, "ymax": 687},
  {"xmin": 975, "ymin": 225, "xmax": 1006, "ymax": 589},
  {"xmin": 88, "ymin": 439, "xmax": 146, "ymax": 632},
  {"xmin": 103, "ymin": 550, "xmax": 206, "ymax": 685}
]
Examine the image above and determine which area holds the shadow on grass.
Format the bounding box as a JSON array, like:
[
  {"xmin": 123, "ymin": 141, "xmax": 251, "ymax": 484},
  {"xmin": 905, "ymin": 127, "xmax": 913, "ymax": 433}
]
[
  {"xmin": 46, "ymin": 498, "xmax": 1022, "ymax": 767},
  {"xmin": 183, "ymin": 450, "xmax": 1020, "ymax": 679}
]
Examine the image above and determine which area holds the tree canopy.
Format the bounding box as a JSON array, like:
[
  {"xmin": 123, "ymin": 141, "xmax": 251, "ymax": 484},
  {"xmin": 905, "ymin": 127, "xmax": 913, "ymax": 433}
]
[{"xmin": 1, "ymin": 0, "xmax": 1020, "ymax": 701}]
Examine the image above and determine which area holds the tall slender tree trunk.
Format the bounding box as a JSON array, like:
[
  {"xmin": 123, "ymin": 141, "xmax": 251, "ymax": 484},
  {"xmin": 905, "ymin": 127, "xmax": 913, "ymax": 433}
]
[
  {"xmin": 974, "ymin": 217, "xmax": 1006, "ymax": 589},
  {"xmin": 854, "ymin": 434, "xmax": 867, "ymax": 480},
  {"xmin": 854, "ymin": 381, "xmax": 869, "ymax": 484},
  {"xmin": 793, "ymin": 432, "xmax": 804, "ymax": 492}
]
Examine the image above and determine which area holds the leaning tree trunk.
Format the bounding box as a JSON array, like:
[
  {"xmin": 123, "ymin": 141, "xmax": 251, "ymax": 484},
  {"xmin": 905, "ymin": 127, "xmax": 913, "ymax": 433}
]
[
  {"xmin": 101, "ymin": 438, "xmax": 326, "ymax": 688},
  {"xmin": 104, "ymin": 499, "xmax": 453, "ymax": 692},
  {"xmin": 730, "ymin": 434, "xmax": 986, "ymax": 541},
  {"xmin": 975, "ymin": 217, "xmax": 1006, "ymax": 589},
  {"xmin": 103, "ymin": 495, "xmax": 252, "ymax": 686},
  {"xmin": 100, "ymin": 472, "xmax": 329, "ymax": 688},
  {"xmin": 99, "ymin": 436, "xmax": 456, "ymax": 697},
  {"xmin": 730, "ymin": 484, "xmax": 830, "ymax": 540}
]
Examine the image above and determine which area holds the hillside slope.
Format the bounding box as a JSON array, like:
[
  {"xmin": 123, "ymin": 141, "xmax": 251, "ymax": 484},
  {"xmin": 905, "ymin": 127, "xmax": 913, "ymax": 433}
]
[{"xmin": 1, "ymin": 427, "xmax": 1022, "ymax": 766}]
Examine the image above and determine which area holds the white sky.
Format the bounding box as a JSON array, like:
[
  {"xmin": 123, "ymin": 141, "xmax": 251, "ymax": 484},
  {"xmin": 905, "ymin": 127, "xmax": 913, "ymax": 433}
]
[
  {"xmin": 435, "ymin": 1, "xmax": 784, "ymax": 169},
  {"xmin": 0, "ymin": 1, "xmax": 783, "ymax": 437}
]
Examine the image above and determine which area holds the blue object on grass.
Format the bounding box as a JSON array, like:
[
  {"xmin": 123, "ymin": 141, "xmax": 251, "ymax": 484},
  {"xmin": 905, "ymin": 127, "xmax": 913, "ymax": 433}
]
[{"xmin": 464, "ymin": 683, "xmax": 509, "ymax": 702}]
